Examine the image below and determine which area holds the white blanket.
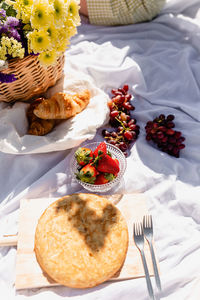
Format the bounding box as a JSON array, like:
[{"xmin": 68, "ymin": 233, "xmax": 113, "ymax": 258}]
[{"xmin": 1, "ymin": 0, "xmax": 200, "ymax": 299}]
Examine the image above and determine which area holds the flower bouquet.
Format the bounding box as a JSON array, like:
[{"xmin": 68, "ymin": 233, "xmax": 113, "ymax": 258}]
[{"xmin": 0, "ymin": 0, "xmax": 80, "ymax": 102}]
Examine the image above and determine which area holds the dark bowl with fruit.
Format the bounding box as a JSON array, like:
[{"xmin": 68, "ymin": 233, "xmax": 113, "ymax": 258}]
[{"xmin": 70, "ymin": 142, "xmax": 127, "ymax": 193}]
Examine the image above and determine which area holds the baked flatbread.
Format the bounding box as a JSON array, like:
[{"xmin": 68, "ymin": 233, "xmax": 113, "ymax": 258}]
[{"xmin": 34, "ymin": 193, "xmax": 128, "ymax": 288}]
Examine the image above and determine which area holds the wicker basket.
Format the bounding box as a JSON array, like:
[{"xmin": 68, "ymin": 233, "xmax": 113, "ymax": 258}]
[{"xmin": 0, "ymin": 54, "xmax": 65, "ymax": 102}]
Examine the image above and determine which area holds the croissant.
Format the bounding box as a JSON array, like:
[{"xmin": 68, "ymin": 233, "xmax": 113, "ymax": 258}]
[
  {"xmin": 27, "ymin": 98, "xmax": 55, "ymax": 136},
  {"xmin": 33, "ymin": 89, "xmax": 91, "ymax": 120}
]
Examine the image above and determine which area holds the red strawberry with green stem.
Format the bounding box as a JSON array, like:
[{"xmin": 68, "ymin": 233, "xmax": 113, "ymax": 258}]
[
  {"xmin": 93, "ymin": 142, "xmax": 107, "ymax": 158},
  {"xmin": 75, "ymin": 147, "xmax": 93, "ymax": 166},
  {"xmin": 76, "ymin": 163, "xmax": 98, "ymax": 184},
  {"xmin": 94, "ymin": 173, "xmax": 116, "ymax": 185},
  {"xmin": 94, "ymin": 154, "xmax": 120, "ymax": 175}
]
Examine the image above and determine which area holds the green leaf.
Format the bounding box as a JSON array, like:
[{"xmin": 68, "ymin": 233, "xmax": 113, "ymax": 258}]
[
  {"xmin": 23, "ymin": 24, "xmax": 32, "ymax": 31},
  {"xmin": 1, "ymin": 3, "xmax": 17, "ymax": 17},
  {"xmin": 98, "ymin": 150, "xmax": 103, "ymax": 155},
  {"xmin": 84, "ymin": 171, "xmax": 92, "ymax": 178},
  {"xmin": 107, "ymin": 150, "xmax": 112, "ymax": 157},
  {"xmin": 104, "ymin": 173, "xmax": 115, "ymax": 181}
]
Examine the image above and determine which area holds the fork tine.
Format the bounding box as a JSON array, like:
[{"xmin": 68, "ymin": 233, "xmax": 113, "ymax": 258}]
[
  {"xmin": 143, "ymin": 214, "xmax": 153, "ymax": 229},
  {"xmin": 143, "ymin": 215, "xmax": 147, "ymax": 228},
  {"xmin": 136, "ymin": 222, "xmax": 139, "ymax": 235},
  {"xmin": 139, "ymin": 222, "xmax": 143, "ymax": 235},
  {"xmin": 139, "ymin": 222, "xmax": 142, "ymax": 235},
  {"xmin": 135, "ymin": 223, "xmax": 138, "ymax": 235},
  {"xmin": 146, "ymin": 215, "xmax": 148, "ymax": 227},
  {"xmin": 150, "ymin": 215, "xmax": 153, "ymax": 229},
  {"xmin": 137, "ymin": 222, "xmax": 142, "ymax": 236},
  {"xmin": 135, "ymin": 222, "xmax": 138, "ymax": 236},
  {"xmin": 133, "ymin": 222, "xmax": 136, "ymax": 237},
  {"xmin": 143, "ymin": 215, "xmax": 146, "ymax": 227},
  {"xmin": 147, "ymin": 215, "xmax": 150, "ymax": 227},
  {"xmin": 146, "ymin": 214, "xmax": 152, "ymax": 229},
  {"xmin": 133, "ymin": 222, "xmax": 140, "ymax": 236}
]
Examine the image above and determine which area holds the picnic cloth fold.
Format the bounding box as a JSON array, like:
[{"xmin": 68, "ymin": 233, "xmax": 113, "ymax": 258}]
[{"xmin": 1, "ymin": 0, "xmax": 200, "ymax": 299}]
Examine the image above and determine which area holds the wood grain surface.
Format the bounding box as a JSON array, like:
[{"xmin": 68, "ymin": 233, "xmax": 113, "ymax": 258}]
[{"xmin": 14, "ymin": 193, "xmax": 159, "ymax": 290}]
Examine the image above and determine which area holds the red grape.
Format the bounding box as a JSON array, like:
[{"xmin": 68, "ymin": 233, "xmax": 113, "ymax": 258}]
[
  {"xmin": 123, "ymin": 84, "xmax": 129, "ymax": 92},
  {"xmin": 166, "ymin": 129, "xmax": 175, "ymax": 135},
  {"xmin": 124, "ymin": 131, "xmax": 133, "ymax": 140},
  {"xmin": 125, "ymin": 94, "xmax": 132, "ymax": 101},
  {"xmin": 166, "ymin": 121, "xmax": 175, "ymax": 128},
  {"xmin": 167, "ymin": 114, "xmax": 175, "ymax": 121},
  {"xmin": 102, "ymin": 84, "xmax": 140, "ymax": 155},
  {"xmin": 110, "ymin": 110, "xmax": 119, "ymax": 118},
  {"xmin": 145, "ymin": 114, "xmax": 185, "ymax": 158}
]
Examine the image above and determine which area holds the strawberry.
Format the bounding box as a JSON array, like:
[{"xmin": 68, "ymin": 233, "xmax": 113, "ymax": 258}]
[
  {"xmin": 112, "ymin": 158, "xmax": 120, "ymax": 176},
  {"xmin": 93, "ymin": 142, "xmax": 107, "ymax": 158},
  {"xmin": 75, "ymin": 147, "xmax": 93, "ymax": 166},
  {"xmin": 76, "ymin": 163, "xmax": 98, "ymax": 184},
  {"xmin": 94, "ymin": 173, "xmax": 116, "ymax": 185},
  {"xmin": 95, "ymin": 154, "xmax": 120, "ymax": 175},
  {"xmin": 113, "ymin": 158, "xmax": 119, "ymax": 167}
]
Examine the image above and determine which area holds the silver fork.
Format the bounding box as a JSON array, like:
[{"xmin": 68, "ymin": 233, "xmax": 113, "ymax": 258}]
[
  {"xmin": 133, "ymin": 222, "xmax": 155, "ymax": 300},
  {"xmin": 143, "ymin": 215, "xmax": 161, "ymax": 292}
]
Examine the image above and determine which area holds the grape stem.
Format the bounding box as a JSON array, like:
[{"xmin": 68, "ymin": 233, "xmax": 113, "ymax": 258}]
[{"xmin": 115, "ymin": 116, "xmax": 127, "ymax": 131}]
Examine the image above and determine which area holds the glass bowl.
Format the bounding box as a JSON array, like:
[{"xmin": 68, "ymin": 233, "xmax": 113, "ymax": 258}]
[{"xmin": 70, "ymin": 142, "xmax": 127, "ymax": 193}]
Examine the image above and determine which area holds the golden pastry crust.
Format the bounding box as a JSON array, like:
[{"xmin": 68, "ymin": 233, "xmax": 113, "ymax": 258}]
[
  {"xmin": 27, "ymin": 98, "xmax": 55, "ymax": 136},
  {"xmin": 34, "ymin": 193, "xmax": 128, "ymax": 288},
  {"xmin": 33, "ymin": 89, "xmax": 90, "ymax": 120}
]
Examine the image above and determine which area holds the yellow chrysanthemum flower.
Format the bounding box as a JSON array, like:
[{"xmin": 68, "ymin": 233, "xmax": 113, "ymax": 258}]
[
  {"xmin": 5, "ymin": 0, "xmax": 81, "ymax": 67},
  {"xmin": 31, "ymin": 0, "xmax": 52, "ymax": 29},
  {"xmin": 56, "ymin": 39, "xmax": 69, "ymax": 52},
  {"xmin": 11, "ymin": 0, "xmax": 33, "ymax": 23},
  {"xmin": 57, "ymin": 26, "xmax": 68, "ymax": 40},
  {"xmin": 64, "ymin": 18, "xmax": 77, "ymax": 39},
  {"xmin": 52, "ymin": 0, "xmax": 67, "ymax": 27},
  {"xmin": 53, "ymin": 27, "xmax": 69, "ymax": 52},
  {"xmin": 38, "ymin": 49, "xmax": 57, "ymax": 66},
  {"xmin": 47, "ymin": 23, "xmax": 58, "ymax": 46},
  {"xmin": 28, "ymin": 29, "xmax": 51, "ymax": 53},
  {"xmin": 67, "ymin": 0, "xmax": 80, "ymax": 26}
]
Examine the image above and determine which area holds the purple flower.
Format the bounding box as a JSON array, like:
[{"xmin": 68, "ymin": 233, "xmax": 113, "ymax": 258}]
[
  {"xmin": 0, "ymin": 17, "xmax": 22, "ymax": 41},
  {"xmin": 0, "ymin": 72, "xmax": 17, "ymax": 83},
  {"xmin": 0, "ymin": 9, "xmax": 6, "ymax": 19},
  {"xmin": 0, "ymin": 23, "xmax": 9, "ymax": 35},
  {"xmin": 5, "ymin": 17, "xmax": 20, "ymax": 27},
  {"xmin": 9, "ymin": 28, "xmax": 21, "ymax": 41}
]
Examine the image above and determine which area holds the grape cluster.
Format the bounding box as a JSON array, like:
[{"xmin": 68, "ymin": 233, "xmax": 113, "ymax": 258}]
[
  {"xmin": 102, "ymin": 84, "xmax": 140, "ymax": 156},
  {"xmin": 145, "ymin": 114, "xmax": 185, "ymax": 158}
]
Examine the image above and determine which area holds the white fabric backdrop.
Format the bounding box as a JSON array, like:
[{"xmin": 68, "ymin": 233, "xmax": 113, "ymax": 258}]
[{"xmin": 1, "ymin": 0, "xmax": 200, "ymax": 299}]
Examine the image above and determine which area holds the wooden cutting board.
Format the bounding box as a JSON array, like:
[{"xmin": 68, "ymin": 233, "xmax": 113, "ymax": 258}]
[{"xmin": 14, "ymin": 193, "xmax": 159, "ymax": 290}]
